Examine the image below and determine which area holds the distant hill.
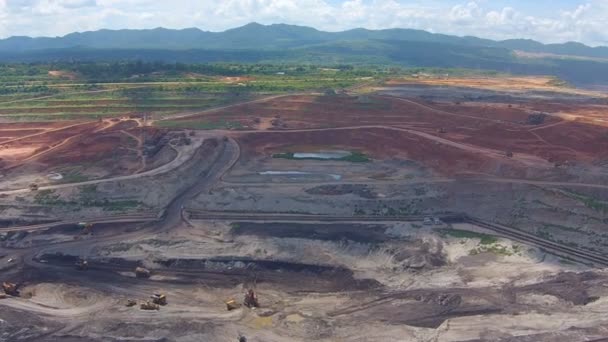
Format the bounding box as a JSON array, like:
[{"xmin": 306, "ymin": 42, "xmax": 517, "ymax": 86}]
[
  {"xmin": 2, "ymin": 23, "xmax": 607, "ymax": 58},
  {"xmin": 1, "ymin": 23, "xmax": 608, "ymax": 85}
]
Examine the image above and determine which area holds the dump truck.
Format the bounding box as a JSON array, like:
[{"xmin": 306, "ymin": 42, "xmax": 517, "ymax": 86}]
[
  {"xmin": 29, "ymin": 183, "xmax": 39, "ymax": 191},
  {"xmin": 244, "ymin": 289, "xmax": 259, "ymax": 308},
  {"xmin": 2, "ymin": 282, "xmax": 18, "ymax": 296},
  {"xmin": 135, "ymin": 267, "xmax": 151, "ymax": 278},
  {"xmin": 126, "ymin": 299, "xmax": 137, "ymax": 307},
  {"xmin": 151, "ymin": 293, "xmax": 167, "ymax": 306},
  {"xmin": 225, "ymin": 299, "xmax": 240, "ymax": 311},
  {"xmin": 78, "ymin": 222, "xmax": 93, "ymax": 234},
  {"xmin": 75, "ymin": 259, "xmax": 89, "ymax": 271},
  {"xmin": 140, "ymin": 301, "xmax": 160, "ymax": 310}
]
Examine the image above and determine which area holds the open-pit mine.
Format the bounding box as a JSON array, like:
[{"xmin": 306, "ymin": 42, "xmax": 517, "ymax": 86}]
[{"xmin": 2, "ymin": 74, "xmax": 608, "ymax": 342}]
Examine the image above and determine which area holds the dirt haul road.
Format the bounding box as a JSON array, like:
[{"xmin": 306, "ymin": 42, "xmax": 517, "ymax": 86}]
[
  {"xmin": 0, "ymin": 136, "xmax": 239, "ymax": 234},
  {"xmin": 221, "ymin": 125, "xmax": 551, "ymax": 168},
  {"xmin": 0, "ymin": 136, "xmax": 239, "ymax": 290},
  {"xmin": 0, "ymin": 133, "xmax": 209, "ymax": 195}
]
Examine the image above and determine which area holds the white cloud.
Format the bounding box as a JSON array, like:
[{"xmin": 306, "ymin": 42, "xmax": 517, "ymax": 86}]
[{"xmin": 0, "ymin": 0, "xmax": 607, "ymax": 46}]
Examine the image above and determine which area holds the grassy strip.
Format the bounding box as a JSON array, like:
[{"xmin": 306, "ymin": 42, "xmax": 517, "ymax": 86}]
[
  {"xmin": 33, "ymin": 189, "xmax": 142, "ymax": 212},
  {"xmin": 156, "ymin": 120, "xmax": 244, "ymax": 130},
  {"xmin": 0, "ymin": 105, "xmax": 221, "ymax": 112}
]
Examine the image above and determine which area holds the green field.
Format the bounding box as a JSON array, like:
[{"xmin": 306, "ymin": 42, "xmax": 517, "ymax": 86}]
[{"xmin": 0, "ymin": 62, "xmax": 387, "ymax": 122}]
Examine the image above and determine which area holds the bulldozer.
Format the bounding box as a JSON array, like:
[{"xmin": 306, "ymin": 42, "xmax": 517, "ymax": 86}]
[
  {"xmin": 243, "ymin": 289, "xmax": 259, "ymax": 308},
  {"xmin": 2, "ymin": 282, "xmax": 18, "ymax": 296},
  {"xmin": 75, "ymin": 259, "xmax": 89, "ymax": 271},
  {"xmin": 151, "ymin": 293, "xmax": 167, "ymax": 306},
  {"xmin": 140, "ymin": 301, "xmax": 160, "ymax": 311},
  {"xmin": 135, "ymin": 267, "xmax": 151, "ymax": 278},
  {"xmin": 225, "ymin": 299, "xmax": 240, "ymax": 311}
]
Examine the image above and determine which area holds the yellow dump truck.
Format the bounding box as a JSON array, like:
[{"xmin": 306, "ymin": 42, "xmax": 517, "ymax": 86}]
[
  {"xmin": 78, "ymin": 222, "xmax": 93, "ymax": 234},
  {"xmin": 151, "ymin": 293, "xmax": 167, "ymax": 306},
  {"xmin": 225, "ymin": 299, "xmax": 240, "ymax": 311}
]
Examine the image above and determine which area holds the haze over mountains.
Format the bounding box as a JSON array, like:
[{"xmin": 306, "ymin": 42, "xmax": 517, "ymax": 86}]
[{"xmin": 3, "ymin": 23, "xmax": 608, "ymax": 85}]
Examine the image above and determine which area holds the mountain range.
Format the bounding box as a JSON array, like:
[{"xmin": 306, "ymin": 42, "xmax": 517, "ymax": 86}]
[
  {"xmin": 3, "ymin": 23, "xmax": 608, "ymax": 59},
  {"xmin": 2, "ymin": 23, "xmax": 608, "ymax": 85}
]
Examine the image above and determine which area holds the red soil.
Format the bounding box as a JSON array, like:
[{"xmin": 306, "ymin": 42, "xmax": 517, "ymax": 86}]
[
  {"xmin": 0, "ymin": 119, "xmax": 169, "ymax": 178},
  {"xmin": 38, "ymin": 132, "xmax": 138, "ymax": 171},
  {"xmin": 238, "ymin": 128, "xmax": 524, "ymax": 177},
  {"xmin": 211, "ymin": 94, "xmax": 608, "ymax": 175}
]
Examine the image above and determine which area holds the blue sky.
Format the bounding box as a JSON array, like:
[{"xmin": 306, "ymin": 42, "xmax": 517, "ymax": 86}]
[{"xmin": 0, "ymin": 0, "xmax": 606, "ymax": 46}]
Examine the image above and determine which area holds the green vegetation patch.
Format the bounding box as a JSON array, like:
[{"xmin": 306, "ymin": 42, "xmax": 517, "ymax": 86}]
[
  {"xmin": 469, "ymin": 243, "xmax": 516, "ymax": 257},
  {"xmin": 440, "ymin": 229, "xmax": 524, "ymax": 257},
  {"xmin": 34, "ymin": 190, "xmax": 65, "ymax": 206},
  {"xmin": 272, "ymin": 151, "xmax": 371, "ymax": 163},
  {"xmin": 32, "ymin": 186, "xmax": 142, "ymax": 212},
  {"xmin": 557, "ymin": 190, "xmax": 608, "ymax": 214}
]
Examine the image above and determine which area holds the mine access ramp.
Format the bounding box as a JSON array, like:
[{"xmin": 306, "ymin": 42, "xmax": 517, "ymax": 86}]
[
  {"xmin": 186, "ymin": 210, "xmax": 466, "ymax": 223},
  {"xmin": 187, "ymin": 210, "xmax": 608, "ymax": 267}
]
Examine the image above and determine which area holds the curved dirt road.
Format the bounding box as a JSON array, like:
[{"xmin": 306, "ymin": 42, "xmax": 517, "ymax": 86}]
[
  {"xmin": 0, "ymin": 134, "xmax": 209, "ymax": 195},
  {"xmin": 223, "ymin": 125, "xmax": 552, "ymax": 168},
  {"xmin": 0, "ymin": 136, "xmax": 239, "ymax": 234}
]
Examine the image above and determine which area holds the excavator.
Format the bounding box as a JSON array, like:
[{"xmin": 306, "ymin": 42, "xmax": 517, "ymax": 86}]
[
  {"xmin": 2, "ymin": 282, "xmax": 18, "ymax": 296},
  {"xmin": 225, "ymin": 288, "xmax": 259, "ymax": 311},
  {"xmin": 244, "ymin": 289, "xmax": 259, "ymax": 308},
  {"xmin": 75, "ymin": 259, "xmax": 89, "ymax": 271}
]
